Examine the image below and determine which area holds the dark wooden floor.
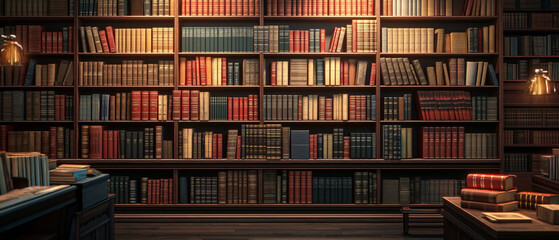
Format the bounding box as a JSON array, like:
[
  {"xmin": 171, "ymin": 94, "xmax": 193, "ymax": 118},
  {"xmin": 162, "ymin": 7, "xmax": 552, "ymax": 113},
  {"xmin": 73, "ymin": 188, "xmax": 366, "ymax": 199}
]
[{"xmin": 115, "ymin": 222, "xmax": 443, "ymax": 240}]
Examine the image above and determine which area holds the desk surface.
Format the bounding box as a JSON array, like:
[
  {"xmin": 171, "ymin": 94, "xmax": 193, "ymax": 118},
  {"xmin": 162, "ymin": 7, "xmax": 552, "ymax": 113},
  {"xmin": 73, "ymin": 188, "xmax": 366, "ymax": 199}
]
[{"xmin": 443, "ymin": 197, "xmax": 559, "ymax": 239}]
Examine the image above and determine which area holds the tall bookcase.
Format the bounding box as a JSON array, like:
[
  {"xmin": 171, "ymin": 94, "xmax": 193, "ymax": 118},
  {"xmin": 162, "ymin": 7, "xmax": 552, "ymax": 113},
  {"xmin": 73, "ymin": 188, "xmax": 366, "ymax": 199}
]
[
  {"xmin": 501, "ymin": 0, "xmax": 559, "ymax": 192},
  {"xmin": 1, "ymin": 0, "xmax": 505, "ymax": 219}
]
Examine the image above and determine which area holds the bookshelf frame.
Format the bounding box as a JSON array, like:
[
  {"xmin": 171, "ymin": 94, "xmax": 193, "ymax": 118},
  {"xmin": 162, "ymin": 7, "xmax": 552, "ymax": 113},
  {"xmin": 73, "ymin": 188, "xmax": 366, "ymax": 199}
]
[{"xmin": 1, "ymin": 0, "xmax": 507, "ymax": 217}]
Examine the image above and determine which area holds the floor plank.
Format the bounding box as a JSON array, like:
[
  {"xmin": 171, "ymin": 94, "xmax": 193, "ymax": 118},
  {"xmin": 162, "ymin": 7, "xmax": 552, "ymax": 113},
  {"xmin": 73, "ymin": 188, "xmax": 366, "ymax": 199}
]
[{"xmin": 115, "ymin": 222, "xmax": 442, "ymax": 240}]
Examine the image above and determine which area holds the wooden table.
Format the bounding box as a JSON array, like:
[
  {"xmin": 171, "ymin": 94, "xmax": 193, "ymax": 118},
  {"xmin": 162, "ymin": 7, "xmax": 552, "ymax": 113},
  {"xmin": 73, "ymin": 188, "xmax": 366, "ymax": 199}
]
[{"xmin": 443, "ymin": 197, "xmax": 559, "ymax": 240}]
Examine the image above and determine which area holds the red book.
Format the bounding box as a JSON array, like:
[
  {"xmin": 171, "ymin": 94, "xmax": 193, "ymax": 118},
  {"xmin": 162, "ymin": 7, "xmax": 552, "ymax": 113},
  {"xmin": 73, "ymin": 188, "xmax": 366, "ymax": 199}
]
[
  {"xmin": 298, "ymin": 96, "xmax": 303, "ymax": 120},
  {"xmin": 212, "ymin": 133, "xmax": 218, "ymax": 159},
  {"xmin": 239, "ymin": 97, "xmax": 244, "ymax": 120},
  {"xmin": 221, "ymin": 58, "xmax": 227, "ymax": 85},
  {"xmin": 304, "ymin": 30, "xmax": 309, "ymax": 52},
  {"xmin": 181, "ymin": 90, "xmax": 190, "ymax": 120},
  {"xmin": 103, "ymin": 130, "xmax": 109, "ymax": 159},
  {"xmin": 105, "ymin": 26, "xmax": 116, "ymax": 53},
  {"xmin": 325, "ymin": 98, "xmax": 332, "ymax": 120},
  {"xmin": 451, "ymin": 126, "xmax": 458, "ymax": 158},
  {"xmin": 131, "ymin": 91, "xmax": 142, "ymax": 120},
  {"xmin": 147, "ymin": 180, "xmax": 152, "ymax": 204},
  {"xmin": 255, "ymin": 0, "xmax": 260, "ymax": 15},
  {"xmin": 244, "ymin": 97, "xmax": 249, "ymax": 120},
  {"xmin": 458, "ymin": 126, "xmax": 465, "ymax": 158},
  {"xmin": 225, "ymin": 0, "xmax": 230, "ymax": 15},
  {"xmin": 228, "ymin": 97, "xmax": 233, "ymax": 120},
  {"xmin": 195, "ymin": 57, "xmax": 200, "ymax": 85},
  {"xmin": 149, "ymin": 91, "xmax": 158, "ymax": 120},
  {"xmin": 236, "ymin": 135, "xmax": 241, "ymax": 158},
  {"xmin": 49, "ymin": 127, "xmax": 56, "ymax": 158},
  {"xmin": 58, "ymin": 32, "xmax": 63, "ymax": 53},
  {"xmin": 278, "ymin": 0, "xmax": 284, "ymax": 15},
  {"xmin": 467, "ymin": 174, "xmax": 516, "ymax": 191},
  {"xmin": 186, "ymin": 60, "xmax": 193, "ymax": 85},
  {"xmin": 248, "ymin": 95, "xmax": 253, "ymax": 120},
  {"xmin": 199, "ymin": 57, "xmax": 207, "ymax": 85},
  {"xmin": 306, "ymin": 171, "xmax": 312, "ymax": 203},
  {"xmin": 301, "ymin": 170, "xmax": 306, "ymax": 203},
  {"xmin": 169, "ymin": 179, "xmax": 174, "ymax": 204},
  {"xmin": 108, "ymin": 130, "xmax": 115, "ymax": 158},
  {"xmin": 289, "ymin": 171, "xmax": 295, "ymax": 203},
  {"xmin": 231, "ymin": 0, "xmax": 237, "ymax": 15},
  {"xmin": 172, "ymin": 90, "xmax": 181, "ymax": 120},
  {"xmin": 114, "ymin": 130, "xmax": 120, "ymax": 158},
  {"xmin": 237, "ymin": 0, "xmax": 243, "ymax": 16},
  {"xmin": 217, "ymin": 134, "xmax": 223, "ymax": 158},
  {"xmin": 179, "ymin": 58, "xmax": 186, "ymax": 85},
  {"xmin": 352, "ymin": 20, "xmax": 357, "ymax": 52},
  {"xmin": 270, "ymin": 61, "xmax": 277, "ymax": 85},
  {"xmin": 0, "ymin": 125, "xmax": 12, "ymax": 150},
  {"xmin": 434, "ymin": 126, "xmax": 440, "ymax": 158},
  {"xmin": 294, "ymin": 30, "xmax": 300, "ymax": 52},
  {"xmin": 54, "ymin": 95, "xmax": 61, "ymax": 121},
  {"xmin": 46, "ymin": 32, "xmax": 52, "ymax": 53},
  {"xmin": 289, "ymin": 30, "xmax": 294, "ymax": 51},
  {"xmin": 328, "ymin": 28, "xmax": 338, "ymax": 52},
  {"xmin": 98, "ymin": 30, "xmax": 110, "ymax": 53},
  {"xmin": 233, "ymin": 97, "xmax": 239, "ymax": 120},
  {"xmin": 428, "ymin": 126, "xmax": 435, "ymax": 158},
  {"xmin": 440, "ymin": 127, "xmax": 446, "ymax": 158},
  {"xmin": 344, "ymin": 136, "xmax": 350, "ymax": 158},
  {"xmin": 349, "ymin": 95, "xmax": 355, "ymax": 120},
  {"xmin": 420, "ymin": 127, "xmax": 428, "ymax": 158},
  {"xmin": 140, "ymin": 91, "xmax": 149, "ymax": 120},
  {"xmin": 464, "ymin": 0, "xmax": 474, "ymax": 16},
  {"xmin": 190, "ymin": 90, "xmax": 200, "ymax": 120},
  {"xmin": 343, "ymin": 61, "xmax": 349, "ymax": 85},
  {"xmin": 89, "ymin": 125, "xmax": 103, "ymax": 159},
  {"xmin": 319, "ymin": 29, "xmax": 325, "ymax": 52},
  {"xmin": 354, "ymin": 96, "xmax": 360, "ymax": 120},
  {"xmin": 286, "ymin": 0, "xmax": 292, "ymax": 15},
  {"xmin": 369, "ymin": 62, "xmax": 376, "ymax": 85},
  {"xmin": 41, "ymin": 32, "xmax": 46, "ymax": 53},
  {"xmin": 309, "ymin": 134, "xmax": 314, "ymax": 158}
]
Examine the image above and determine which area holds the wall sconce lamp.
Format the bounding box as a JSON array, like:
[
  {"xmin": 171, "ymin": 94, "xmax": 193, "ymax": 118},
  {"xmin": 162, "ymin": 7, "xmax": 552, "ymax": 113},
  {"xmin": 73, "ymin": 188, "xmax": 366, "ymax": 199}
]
[
  {"xmin": 526, "ymin": 69, "xmax": 556, "ymax": 95},
  {"xmin": 0, "ymin": 34, "xmax": 24, "ymax": 66}
]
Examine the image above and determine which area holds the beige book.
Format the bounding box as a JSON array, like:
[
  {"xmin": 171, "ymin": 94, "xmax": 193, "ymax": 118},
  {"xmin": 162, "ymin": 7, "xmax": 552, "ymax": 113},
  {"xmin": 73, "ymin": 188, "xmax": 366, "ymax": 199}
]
[
  {"xmin": 312, "ymin": 95, "xmax": 318, "ymax": 120},
  {"xmin": 445, "ymin": 33, "xmax": 451, "ymax": 52},
  {"xmin": 126, "ymin": 28, "xmax": 132, "ymax": 53},
  {"xmin": 139, "ymin": 28, "xmax": 146, "ymax": 53},
  {"xmin": 336, "ymin": 27, "xmax": 346, "ymax": 53},
  {"xmin": 211, "ymin": 57, "xmax": 217, "ymax": 86},
  {"xmin": 356, "ymin": 61, "xmax": 367, "ymax": 85},
  {"xmin": 387, "ymin": 28, "xmax": 393, "ymax": 52},
  {"xmin": 346, "ymin": 25, "xmax": 352, "ymax": 52},
  {"xmin": 131, "ymin": 28, "xmax": 137, "ymax": 53},
  {"xmin": 163, "ymin": 95, "xmax": 168, "ymax": 120},
  {"xmin": 206, "ymin": 57, "xmax": 212, "ymax": 85},
  {"xmin": 282, "ymin": 61, "xmax": 288, "ymax": 85},
  {"xmin": 403, "ymin": 28, "xmax": 410, "ymax": 53},
  {"xmin": 204, "ymin": 92, "xmax": 210, "ymax": 120},
  {"xmin": 216, "ymin": 58, "xmax": 222, "ymax": 86},
  {"xmin": 421, "ymin": 0, "xmax": 428, "ymax": 16},
  {"xmin": 450, "ymin": 32, "xmax": 467, "ymax": 53},
  {"xmin": 489, "ymin": 25, "xmax": 495, "ymax": 53},
  {"xmin": 475, "ymin": 61, "xmax": 484, "ymax": 86},
  {"xmin": 397, "ymin": 28, "xmax": 404, "ymax": 53},
  {"xmin": 302, "ymin": 96, "xmax": 309, "ymax": 120},
  {"xmin": 426, "ymin": 66, "xmax": 436, "ymax": 85},
  {"xmin": 342, "ymin": 93, "xmax": 348, "ymax": 120},
  {"xmin": 483, "ymin": 26, "xmax": 489, "ymax": 53},
  {"xmin": 91, "ymin": 27, "xmax": 103, "ymax": 53},
  {"xmin": 348, "ymin": 59, "xmax": 356, "ymax": 85},
  {"xmin": 428, "ymin": 0, "xmax": 435, "ymax": 16},
  {"xmin": 414, "ymin": 28, "xmax": 421, "ymax": 53},
  {"xmin": 427, "ymin": 28, "xmax": 434, "ymax": 52},
  {"xmin": 307, "ymin": 59, "xmax": 315, "ymax": 85},
  {"xmin": 435, "ymin": 29, "xmax": 444, "ymax": 53},
  {"xmin": 446, "ymin": 0, "xmax": 453, "ymax": 16},
  {"xmin": 276, "ymin": 61, "xmax": 283, "ymax": 86},
  {"xmin": 47, "ymin": 63, "xmax": 56, "ymax": 86},
  {"xmin": 324, "ymin": 58, "xmax": 331, "ymax": 85},
  {"xmin": 136, "ymin": 28, "xmax": 142, "ymax": 53},
  {"xmin": 182, "ymin": 129, "xmax": 188, "ymax": 158},
  {"xmin": 85, "ymin": 26, "xmax": 96, "ymax": 53},
  {"xmin": 115, "ymin": 29, "xmax": 120, "ymax": 52},
  {"xmin": 480, "ymin": 0, "xmax": 487, "ymax": 16},
  {"xmin": 409, "ymin": 28, "xmax": 415, "ymax": 53},
  {"xmin": 158, "ymin": 95, "xmax": 163, "ymax": 120},
  {"xmin": 443, "ymin": 63, "xmax": 450, "ymax": 85},
  {"xmin": 435, "ymin": 62, "xmax": 444, "ymax": 86},
  {"xmin": 35, "ymin": 64, "xmax": 43, "ymax": 86},
  {"xmin": 480, "ymin": 61, "xmax": 488, "ymax": 86},
  {"xmin": 334, "ymin": 57, "xmax": 341, "ymax": 85},
  {"xmin": 146, "ymin": 28, "xmax": 152, "ymax": 52},
  {"xmin": 420, "ymin": 28, "xmax": 427, "ymax": 53}
]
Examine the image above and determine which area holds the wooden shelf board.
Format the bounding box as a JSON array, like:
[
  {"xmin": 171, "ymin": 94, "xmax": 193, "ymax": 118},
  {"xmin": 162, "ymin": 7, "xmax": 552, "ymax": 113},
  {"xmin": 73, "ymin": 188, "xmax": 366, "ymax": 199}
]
[
  {"xmin": 178, "ymin": 85, "xmax": 260, "ymax": 89},
  {"xmin": 114, "ymin": 203, "xmax": 442, "ymax": 208},
  {"xmin": 380, "ymin": 16, "xmax": 497, "ymax": 21},
  {"xmin": 263, "ymin": 120, "xmax": 376, "ymax": 123},
  {"xmin": 505, "ymin": 125, "xmax": 559, "ymax": 129},
  {"xmin": 504, "ymin": 144, "xmax": 559, "ymax": 147},
  {"xmin": 24, "ymin": 53, "xmax": 74, "ymax": 56},
  {"xmin": 263, "ymin": 86, "xmax": 376, "ymax": 89},
  {"xmin": 179, "ymin": 16, "xmax": 259, "ymax": 20},
  {"xmin": 504, "ymin": 28, "xmax": 559, "ymax": 32},
  {"xmin": 380, "ymin": 53, "xmax": 498, "ymax": 57},
  {"xmin": 263, "ymin": 52, "xmax": 376, "ymax": 57},
  {"xmin": 79, "ymin": 16, "xmax": 174, "ymax": 21},
  {"xmin": 504, "ymin": 103, "xmax": 559, "ymax": 107},
  {"xmin": 264, "ymin": 15, "xmax": 375, "ymax": 21},
  {"xmin": 0, "ymin": 86, "xmax": 74, "ymax": 89},
  {"xmin": 380, "ymin": 120, "xmax": 499, "ymax": 123},
  {"xmin": 0, "ymin": 16, "xmax": 74, "ymax": 21},
  {"xmin": 79, "ymin": 53, "xmax": 174, "ymax": 57},
  {"xmin": 503, "ymin": 10, "xmax": 559, "ymax": 13},
  {"xmin": 78, "ymin": 86, "xmax": 175, "ymax": 89},
  {"xmin": 532, "ymin": 175, "xmax": 559, "ymax": 192},
  {"xmin": 381, "ymin": 85, "xmax": 498, "ymax": 88},
  {"xmin": 0, "ymin": 121, "xmax": 74, "ymax": 123},
  {"xmin": 78, "ymin": 120, "xmax": 175, "ymax": 123},
  {"xmin": 179, "ymin": 52, "xmax": 260, "ymax": 56},
  {"xmin": 504, "ymin": 56, "xmax": 559, "ymax": 59}
]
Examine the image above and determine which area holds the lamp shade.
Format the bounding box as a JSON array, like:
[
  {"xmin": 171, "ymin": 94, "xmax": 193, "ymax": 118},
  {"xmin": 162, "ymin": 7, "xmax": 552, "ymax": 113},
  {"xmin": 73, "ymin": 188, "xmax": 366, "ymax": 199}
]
[
  {"xmin": 0, "ymin": 35, "xmax": 24, "ymax": 66},
  {"xmin": 527, "ymin": 69, "xmax": 556, "ymax": 95}
]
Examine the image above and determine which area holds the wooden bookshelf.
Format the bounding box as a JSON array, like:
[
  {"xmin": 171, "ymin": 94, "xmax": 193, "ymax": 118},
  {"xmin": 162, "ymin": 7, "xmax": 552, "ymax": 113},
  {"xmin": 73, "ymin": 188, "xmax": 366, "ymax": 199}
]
[
  {"xmin": 0, "ymin": 0, "xmax": 508, "ymax": 217},
  {"xmin": 532, "ymin": 175, "xmax": 559, "ymax": 194}
]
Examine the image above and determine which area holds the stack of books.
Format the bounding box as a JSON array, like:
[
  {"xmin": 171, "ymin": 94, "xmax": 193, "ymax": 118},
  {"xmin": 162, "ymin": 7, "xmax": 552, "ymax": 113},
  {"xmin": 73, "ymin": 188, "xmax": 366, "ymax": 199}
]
[
  {"xmin": 460, "ymin": 173, "xmax": 518, "ymax": 212},
  {"xmin": 49, "ymin": 164, "xmax": 91, "ymax": 182}
]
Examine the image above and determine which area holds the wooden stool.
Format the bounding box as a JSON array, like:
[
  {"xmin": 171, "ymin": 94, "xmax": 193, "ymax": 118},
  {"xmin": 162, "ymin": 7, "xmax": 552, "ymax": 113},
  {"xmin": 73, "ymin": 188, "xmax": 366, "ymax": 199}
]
[{"xmin": 401, "ymin": 207, "xmax": 441, "ymax": 235}]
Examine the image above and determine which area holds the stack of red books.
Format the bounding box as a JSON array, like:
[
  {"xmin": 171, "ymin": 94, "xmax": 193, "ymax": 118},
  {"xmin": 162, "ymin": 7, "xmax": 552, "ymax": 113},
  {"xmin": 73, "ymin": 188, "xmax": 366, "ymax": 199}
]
[{"xmin": 459, "ymin": 173, "xmax": 518, "ymax": 212}]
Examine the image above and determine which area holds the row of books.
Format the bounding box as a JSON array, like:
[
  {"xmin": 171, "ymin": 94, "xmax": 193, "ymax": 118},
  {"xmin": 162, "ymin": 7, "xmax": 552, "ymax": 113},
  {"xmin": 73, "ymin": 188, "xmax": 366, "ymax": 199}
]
[
  {"xmin": 262, "ymin": 94, "xmax": 376, "ymax": 121},
  {"xmin": 384, "ymin": 0, "xmax": 495, "ymax": 17},
  {"xmin": 504, "ymin": 108, "xmax": 559, "ymax": 126},
  {"xmin": 503, "ymin": 13, "xmax": 559, "ymax": 29},
  {"xmin": 422, "ymin": 127, "xmax": 497, "ymax": 159},
  {"xmin": 504, "ymin": 130, "xmax": 559, "ymax": 145},
  {"xmin": 80, "ymin": 26, "xmax": 174, "ymax": 53},
  {"xmin": 381, "ymin": 26, "xmax": 496, "ymax": 53},
  {"xmin": 1, "ymin": 91, "xmax": 73, "ymax": 121},
  {"xmin": 0, "ymin": 126, "xmax": 75, "ymax": 159},
  {"xmin": 179, "ymin": 58, "xmax": 259, "ymax": 86},
  {"xmin": 503, "ymin": 35, "xmax": 559, "ymax": 56},
  {"xmin": 0, "ymin": 59, "xmax": 73, "ymax": 86},
  {"xmin": 382, "ymin": 177, "xmax": 464, "ymax": 204},
  {"xmin": 383, "ymin": 95, "xmax": 414, "ymax": 120},
  {"xmin": 504, "ymin": 153, "xmax": 532, "ymax": 172},
  {"xmin": 181, "ymin": 171, "xmax": 258, "ymax": 204},
  {"xmin": 79, "ymin": 60, "xmax": 174, "ymax": 86},
  {"xmin": 459, "ymin": 174, "xmax": 517, "ymax": 212},
  {"xmin": 0, "ymin": 152, "xmax": 50, "ymax": 195},
  {"xmin": 504, "ymin": 60, "xmax": 559, "ymax": 80},
  {"xmin": 1, "ymin": 25, "xmax": 73, "ymax": 53},
  {"xmin": 382, "ymin": 125, "xmax": 414, "ymax": 159},
  {"xmin": 380, "ymin": 58, "xmax": 498, "ymax": 86},
  {"xmin": 269, "ymin": 59, "xmax": 374, "ymax": 86},
  {"xmin": 181, "ymin": 21, "xmax": 377, "ymax": 53},
  {"xmin": 416, "ymin": 91, "xmax": 497, "ymax": 121},
  {"xmin": 182, "ymin": 0, "xmax": 259, "ymax": 16},
  {"xmin": 502, "ymin": 0, "xmax": 559, "ymax": 10},
  {"xmin": 81, "ymin": 125, "xmax": 173, "ymax": 159},
  {"xmin": 79, "ymin": 92, "xmax": 168, "ymax": 121},
  {"xmin": 266, "ymin": 0, "xmax": 374, "ymax": 16},
  {"xmin": 1, "ymin": 0, "xmax": 71, "ymax": 16},
  {"xmin": 109, "ymin": 176, "xmax": 174, "ymax": 204},
  {"xmin": 542, "ymin": 151, "xmax": 559, "ymax": 182}
]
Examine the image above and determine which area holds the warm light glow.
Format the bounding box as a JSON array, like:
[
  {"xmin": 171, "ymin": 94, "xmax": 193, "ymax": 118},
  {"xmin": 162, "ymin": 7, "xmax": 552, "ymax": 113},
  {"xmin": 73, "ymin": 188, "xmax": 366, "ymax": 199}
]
[
  {"xmin": 0, "ymin": 35, "xmax": 24, "ymax": 66},
  {"xmin": 527, "ymin": 69, "xmax": 556, "ymax": 95}
]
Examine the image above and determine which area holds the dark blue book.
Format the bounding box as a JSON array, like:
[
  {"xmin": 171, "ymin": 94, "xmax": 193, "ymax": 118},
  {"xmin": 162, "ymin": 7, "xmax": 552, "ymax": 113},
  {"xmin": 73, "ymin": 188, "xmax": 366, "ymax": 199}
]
[
  {"xmin": 312, "ymin": 177, "xmax": 318, "ymax": 204},
  {"xmin": 487, "ymin": 64, "xmax": 499, "ymax": 86},
  {"xmin": 317, "ymin": 133, "xmax": 323, "ymax": 159},
  {"xmin": 227, "ymin": 62, "xmax": 234, "ymax": 85},
  {"xmin": 125, "ymin": 131, "xmax": 132, "ymax": 158},
  {"xmin": 23, "ymin": 59, "xmax": 36, "ymax": 86},
  {"xmin": 316, "ymin": 59, "xmax": 324, "ymax": 85},
  {"xmin": 318, "ymin": 177, "xmax": 325, "ymax": 204},
  {"xmin": 324, "ymin": 177, "xmax": 331, "ymax": 204},
  {"xmin": 337, "ymin": 177, "xmax": 343, "ymax": 204},
  {"xmin": 291, "ymin": 130, "xmax": 309, "ymax": 159}
]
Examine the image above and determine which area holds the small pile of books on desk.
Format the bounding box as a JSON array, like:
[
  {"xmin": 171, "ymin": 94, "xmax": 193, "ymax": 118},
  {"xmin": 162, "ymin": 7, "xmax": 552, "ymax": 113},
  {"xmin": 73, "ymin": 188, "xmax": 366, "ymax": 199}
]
[
  {"xmin": 460, "ymin": 173, "xmax": 518, "ymax": 212},
  {"xmin": 49, "ymin": 164, "xmax": 93, "ymax": 182}
]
